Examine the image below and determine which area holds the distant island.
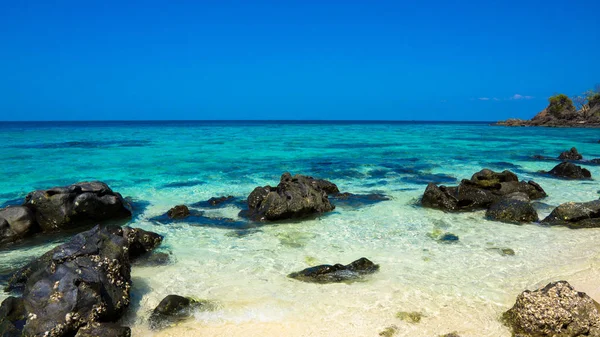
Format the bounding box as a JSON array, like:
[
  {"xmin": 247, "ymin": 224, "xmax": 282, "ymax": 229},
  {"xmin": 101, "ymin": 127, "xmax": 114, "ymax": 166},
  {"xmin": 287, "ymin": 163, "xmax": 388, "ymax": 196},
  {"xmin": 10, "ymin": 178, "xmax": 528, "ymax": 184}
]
[{"xmin": 496, "ymin": 85, "xmax": 600, "ymax": 127}]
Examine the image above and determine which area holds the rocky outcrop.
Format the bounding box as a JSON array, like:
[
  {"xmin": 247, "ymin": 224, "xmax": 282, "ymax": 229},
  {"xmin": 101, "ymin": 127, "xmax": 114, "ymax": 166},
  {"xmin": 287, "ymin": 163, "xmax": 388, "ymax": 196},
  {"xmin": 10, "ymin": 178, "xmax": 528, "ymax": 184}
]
[
  {"xmin": 421, "ymin": 169, "xmax": 546, "ymax": 212},
  {"xmin": 547, "ymin": 162, "xmax": 592, "ymax": 179},
  {"xmin": 0, "ymin": 225, "xmax": 162, "ymax": 337},
  {"xmin": 502, "ymin": 281, "xmax": 600, "ymax": 337},
  {"xmin": 167, "ymin": 205, "xmax": 190, "ymax": 219},
  {"xmin": 24, "ymin": 181, "xmax": 132, "ymax": 232},
  {"xmin": 149, "ymin": 295, "xmax": 215, "ymax": 330},
  {"xmin": 245, "ymin": 173, "xmax": 336, "ymax": 221},
  {"xmin": 288, "ymin": 257, "xmax": 379, "ymax": 283},
  {"xmin": 559, "ymin": 147, "xmax": 583, "ymax": 160},
  {"xmin": 0, "ymin": 206, "xmax": 38, "ymax": 245},
  {"xmin": 541, "ymin": 200, "xmax": 600, "ymax": 228},
  {"xmin": 496, "ymin": 93, "xmax": 600, "ymax": 127},
  {"xmin": 486, "ymin": 193, "xmax": 539, "ymax": 224}
]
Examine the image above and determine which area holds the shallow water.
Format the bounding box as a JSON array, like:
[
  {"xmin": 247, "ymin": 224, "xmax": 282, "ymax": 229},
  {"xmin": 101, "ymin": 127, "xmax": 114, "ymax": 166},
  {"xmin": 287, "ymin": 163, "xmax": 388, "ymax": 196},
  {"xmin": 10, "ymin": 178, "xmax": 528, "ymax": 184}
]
[{"xmin": 1, "ymin": 121, "xmax": 600, "ymax": 336}]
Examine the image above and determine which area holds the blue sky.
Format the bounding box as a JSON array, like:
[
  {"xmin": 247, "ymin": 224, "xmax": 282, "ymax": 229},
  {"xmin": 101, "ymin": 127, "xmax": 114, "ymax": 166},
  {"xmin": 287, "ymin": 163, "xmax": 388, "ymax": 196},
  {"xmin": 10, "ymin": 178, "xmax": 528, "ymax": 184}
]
[{"xmin": 1, "ymin": 0, "xmax": 599, "ymax": 121}]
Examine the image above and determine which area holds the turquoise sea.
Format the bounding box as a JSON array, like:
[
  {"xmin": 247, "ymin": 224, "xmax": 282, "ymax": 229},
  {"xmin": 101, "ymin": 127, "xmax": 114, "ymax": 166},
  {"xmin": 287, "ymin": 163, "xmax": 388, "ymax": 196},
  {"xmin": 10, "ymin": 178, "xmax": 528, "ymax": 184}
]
[{"xmin": 1, "ymin": 121, "xmax": 600, "ymax": 336}]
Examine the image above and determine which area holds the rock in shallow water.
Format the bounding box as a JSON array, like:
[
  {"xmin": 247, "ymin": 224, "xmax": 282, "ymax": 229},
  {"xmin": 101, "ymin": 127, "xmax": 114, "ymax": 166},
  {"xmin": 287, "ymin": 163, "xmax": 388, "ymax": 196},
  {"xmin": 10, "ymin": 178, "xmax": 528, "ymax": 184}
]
[
  {"xmin": 502, "ymin": 281, "xmax": 600, "ymax": 337},
  {"xmin": 0, "ymin": 206, "xmax": 38, "ymax": 245},
  {"xmin": 421, "ymin": 169, "xmax": 546, "ymax": 212},
  {"xmin": 1, "ymin": 225, "xmax": 162, "ymax": 337},
  {"xmin": 167, "ymin": 205, "xmax": 190, "ymax": 219},
  {"xmin": 485, "ymin": 193, "xmax": 539, "ymax": 224},
  {"xmin": 541, "ymin": 199, "xmax": 600, "ymax": 228},
  {"xmin": 558, "ymin": 147, "xmax": 583, "ymax": 160},
  {"xmin": 149, "ymin": 295, "xmax": 216, "ymax": 330},
  {"xmin": 24, "ymin": 181, "xmax": 132, "ymax": 232},
  {"xmin": 245, "ymin": 173, "xmax": 336, "ymax": 221},
  {"xmin": 288, "ymin": 257, "xmax": 379, "ymax": 284},
  {"xmin": 547, "ymin": 162, "xmax": 592, "ymax": 180}
]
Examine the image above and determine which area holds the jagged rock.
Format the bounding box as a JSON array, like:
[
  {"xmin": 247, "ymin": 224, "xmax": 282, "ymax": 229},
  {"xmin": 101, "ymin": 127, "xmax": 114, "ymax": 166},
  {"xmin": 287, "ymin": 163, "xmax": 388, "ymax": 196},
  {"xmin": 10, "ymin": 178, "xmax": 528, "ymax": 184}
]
[
  {"xmin": 502, "ymin": 281, "xmax": 600, "ymax": 337},
  {"xmin": 1, "ymin": 226, "xmax": 162, "ymax": 337},
  {"xmin": 486, "ymin": 193, "xmax": 539, "ymax": 224},
  {"xmin": 24, "ymin": 181, "xmax": 131, "ymax": 232},
  {"xmin": 541, "ymin": 200, "xmax": 600, "ymax": 228},
  {"xmin": 547, "ymin": 162, "xmax": 592, "ymax": 179},
  {"xmin": 421, "ymin": 169, "xmax": 546, "ymax": 212},
  {"xmin": 0, "ymin": 206, "xmax": 38, "ymax": 245},
  {"xmin": 245, "ymin": 173, "xmax": 336, "ymax": 221},
  {"xmin": 288, "ymin": 257, "xmax": 379, "ymax": 283},
  {"xmin": 559, "ymin": 147, "xmax": 583, "ymax": 160},
  {"xmin": 167, "ymin": 205, "xmax": 190, "ymax": 219},
  {"xmin": 149, "ymin": 295, "xmax": 215, "ymax": 330}
]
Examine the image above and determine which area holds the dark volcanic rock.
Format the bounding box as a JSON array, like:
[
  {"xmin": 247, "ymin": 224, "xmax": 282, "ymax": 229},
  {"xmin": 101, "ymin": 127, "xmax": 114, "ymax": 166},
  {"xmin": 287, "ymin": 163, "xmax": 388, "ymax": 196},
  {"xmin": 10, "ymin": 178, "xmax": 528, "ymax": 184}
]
[
  {"xmin": 559, "ymin": 147, "xmax": 583, "ymax": 160},
  {"xmin": 0, "ymin": 296, "xmax": 26, "ymax": 337},
  {"xmin": 0, "ymin": 206, "xmax": 38, "ymax": 245},
  {"xmin": 167, "ymin": 205, "xmax": 190, "ymax": 219},
  {"xmin": 74, "ymin": 323, "xmax": 131, "ymax": 337},
  {"xmin": 421, "ymin": 169, "xmax": 546, "ymax": 212},
  {"xmin": 502, "ymin": 281, "xmax": 600, "ymax": 337},
  {"xmin": 547, "ymin": 162, "xmax": 592, "ymax": 179},
  {"xmin": 541, "ymin": 200, "xmax": 600, "ymax": 228},
  {"xmin": 149, "ymin": 295, "xmax": 215, "ymax": 330},
  {"xmin": 486, "ymin": 193, "xmax": 539, "ymax": 224},
  {"xmin": 1, "ymin": 226, "xmax": 162, "ymax": 337},
  {"xmin": 245, "ymin": 173, "xmax": 336, "ymax": 221},
  {"xmin": 288, "ymin": 257, "xmax": 379, "ymax": 284},
  {"xmin": 24, "ymin": 181, "xmax": 131, "ymax": 232}
]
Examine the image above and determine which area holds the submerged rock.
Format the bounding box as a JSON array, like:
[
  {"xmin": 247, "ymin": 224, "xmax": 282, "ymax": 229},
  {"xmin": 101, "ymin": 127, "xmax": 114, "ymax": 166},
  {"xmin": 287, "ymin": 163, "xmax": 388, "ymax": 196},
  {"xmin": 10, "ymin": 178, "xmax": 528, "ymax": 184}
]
[
  {"xmin": 421, "ymin": 169, "xmax": 546, "ymax": 212},
  {"xmin": 149, "ymin": 295, "xmax": 216, "ymax": 330},
  {"xmin": 288, "ymin": 257, "xmax": 379, "ymax": 284},
  {"xmin": 485, "ymin": 193, "xmax": 539, "ymax": 224},
  {"xmin": 132, "ymin": 252, "xmax": 172, "ymax": 267},
  {"xmin": 559, "ymin": 147, "xmax": 583, "ymax": 160},
  {"xmin": 167, "ymin": 205, "xmax": 190, "ymax": 219},
  {"xmin": 329, "ymin": 192, "xmax": 390, "ymax": 208},
  {"xmin": 0, "ymin": 206, "xmax": 38, "ymax": 245},
  {"xmin": 541, "ymin": 200, "xmax": 600, "ymax": 228},
  {"xmin": 194, "ymin": 196, "xmax": 238, "ymax": 208},
  {"xmin": 378, "ymin": 325, "xmax": 399, "ymax": 337},
  {"xmin": 24, "ymin": 181, "xmax": 131, "ymax": 232},
  {"xmin": 547, "ymin": 162, "xmax": 592, "ymax": 179},
  {"xmin": 1, "ymin": 225, "xmax": 162, "ymax": 337},
  {"xmin": 502, "ymin": 281, "xmax": 600, "ymax": 337},
  {"xmin": 396, "ymin": 311, "xmax": 423, "ymax": 323},
  {"xmin": 245, "ymin": 173, "xmax": 336, "ymax": 221},
  {"xmin": 427, "ymin": 229, "xmax": 459, "ymax": 243}
]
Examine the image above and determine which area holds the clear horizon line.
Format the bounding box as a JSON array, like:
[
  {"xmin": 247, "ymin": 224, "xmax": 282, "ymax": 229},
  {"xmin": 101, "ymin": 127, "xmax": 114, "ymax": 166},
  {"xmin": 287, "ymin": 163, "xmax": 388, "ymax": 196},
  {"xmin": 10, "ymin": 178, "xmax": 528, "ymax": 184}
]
[{"xmin": 0, "ymin": 119, "xmax": 497, "ymax": 123}]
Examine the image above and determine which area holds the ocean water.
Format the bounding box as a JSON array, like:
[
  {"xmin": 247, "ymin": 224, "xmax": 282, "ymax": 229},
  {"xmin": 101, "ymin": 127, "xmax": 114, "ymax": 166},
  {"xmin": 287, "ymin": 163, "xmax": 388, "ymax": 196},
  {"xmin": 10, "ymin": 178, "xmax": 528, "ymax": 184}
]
[{"xmin": 1, "ymin": 121, "xmax": 600, "ymax": 337}]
